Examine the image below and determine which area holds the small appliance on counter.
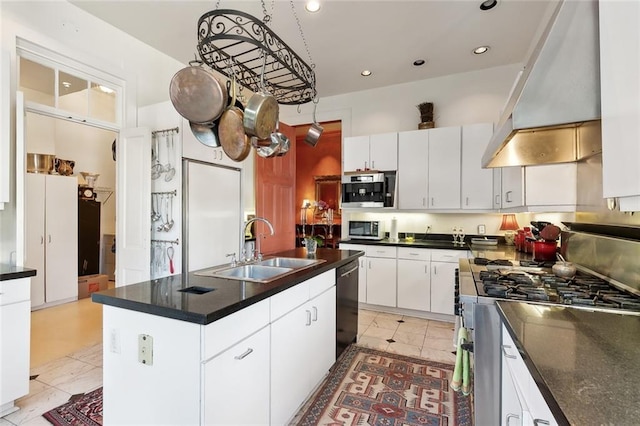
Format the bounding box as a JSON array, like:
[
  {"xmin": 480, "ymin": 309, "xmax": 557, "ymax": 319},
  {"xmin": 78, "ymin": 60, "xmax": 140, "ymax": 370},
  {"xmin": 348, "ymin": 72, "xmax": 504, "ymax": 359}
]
[
  {"xmin": 341, "ymin": 171, "xmax": 396, "ymax": 208},
  {"xmin": 347, "ymin": 220, "xmax": 385, "ymax": 240}
]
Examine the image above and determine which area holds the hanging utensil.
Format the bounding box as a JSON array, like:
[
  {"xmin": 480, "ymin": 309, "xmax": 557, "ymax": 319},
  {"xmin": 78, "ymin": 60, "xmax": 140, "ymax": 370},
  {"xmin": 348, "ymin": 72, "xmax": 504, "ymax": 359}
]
[
  {"xmin": 167, "ymin": 245, "xmax": 175, "ymax": 274},
  {"xmin": 151, "ymin": 134, "xmax": 163, "ymax": 179},
  {"xmin": 243, "ymin": 51, "xmax": 279, "ymax": 139},
  {"xmin": 219, "ymin": 74, "xmax": 251, "ymax": 162},
  {"xmin": 170, "ymin": 60, "xmax": 228, "ymax": 125},
  {"xmin": 163, "ymin": 195, "xmax": 174, "ymax": 231},
  {"xmin": 304, "ymin": 97, "xmax": 323, "ymax": 147},
  {"xmin": 164, "ymin": 131, "xmax": 176, "ymax": 181},
  {"xmin": 156, "ymin": 194, "xmax": 167, "ymax": 232}
]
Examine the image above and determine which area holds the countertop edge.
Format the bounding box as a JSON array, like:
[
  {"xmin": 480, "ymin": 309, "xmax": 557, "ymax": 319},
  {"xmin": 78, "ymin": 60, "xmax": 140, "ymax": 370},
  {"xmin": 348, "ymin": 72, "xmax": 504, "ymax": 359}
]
[
  {"xmin": 496, "ymin": 301, "xmax": 571, "ymax": 426},
  {"xmin": 92, "ymin": 250, "xmax": 364, "ymax": 325},
  {"xmin": 0, "ymin": 265, "xmax": 37, "ymax": 281}
]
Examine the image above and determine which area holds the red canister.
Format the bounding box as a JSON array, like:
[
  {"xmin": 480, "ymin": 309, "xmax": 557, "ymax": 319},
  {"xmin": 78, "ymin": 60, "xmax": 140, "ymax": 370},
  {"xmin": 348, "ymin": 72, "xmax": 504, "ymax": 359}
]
[
  {"xmin": 515, "ymin": 230, "xmax": 525, "ymax": 252},
  {"xmin": 533, "ymin": 241, "xmax": 557, "ymax": 261}
]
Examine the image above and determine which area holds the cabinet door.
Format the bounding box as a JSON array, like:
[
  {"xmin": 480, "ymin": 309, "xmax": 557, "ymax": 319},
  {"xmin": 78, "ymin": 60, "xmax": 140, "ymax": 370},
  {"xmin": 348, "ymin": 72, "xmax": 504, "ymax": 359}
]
[
  {"xmin": 369, "ymin": 132, "xmax": 398, "ymax": 171},
  {"xmin": 493, "ymin": 168, "xmax": 503, "ymax": 209},
  {"xmin": 181, "ymin": 118, "xmax": 238, "ymax": 168},
  {"xmin": 501, "ymin": 167, "xmax": 524, "ymax": 209},
  {"xmin": 0, "ymin": 299, "xmax": 30, "ymax": 405},
  {"xmin": 308, "ymin": 287, "xmax": 337, "ymax": 382},
  {"xmin": 25, "ymin": 174, "xmax": 46, "ymax": 307},
  {"xmin": 462, "ymin": 123, "xmax": 494, "ymax": 210},
  {"xmin": 45, "ymin": 175, "xmax": 78, "ymax": 302},
  {"xmin": 366, "ymin": 257, "xmax": 397, "ymax": 307},
  {"xmin": 203, "ymin": 326, "xmax": 270, "ymax": 425},
  {"xmin": 271, "ymin": 302, "xmax": 313, "ymax": 425},
  {"xmin": 343, "ymin": 135, "xmax": 370, "ymax": 172},
  {"xmin": 599, "ymin": 1, "xmax": 640, "ymax": 200},
  {"xmin": 502, "ymin": 350, "xmax": 525, "ymax": 426},
  {"xmin": 398, "ymin": 130, "xmax": 428, "ymax": 209},
  {"xmin": 428, "ymin": 126, "xmax": 461, "ymax": 209},
  {"xmin": 525, "ymin": 164, "xmax": 577, "ymax": 208},
  {"xmin": 397, "ymin": 259, "xmax": 430, "ymax": 311},
  {"xmin": 430, "ymin": 261, "xmax": 457, "ymax": 315}
]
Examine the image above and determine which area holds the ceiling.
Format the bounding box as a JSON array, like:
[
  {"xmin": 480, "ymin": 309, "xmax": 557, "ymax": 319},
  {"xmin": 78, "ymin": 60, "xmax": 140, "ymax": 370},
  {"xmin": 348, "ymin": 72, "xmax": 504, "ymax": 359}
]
[{"xmin": 70, "ymin": 0, "xmax": 559, "ymax": 99}]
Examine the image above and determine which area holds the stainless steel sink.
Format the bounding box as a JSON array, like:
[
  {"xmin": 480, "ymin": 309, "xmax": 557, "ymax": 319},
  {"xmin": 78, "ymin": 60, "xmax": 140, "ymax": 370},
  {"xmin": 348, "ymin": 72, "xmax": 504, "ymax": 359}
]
[
  {"xmin": 193, "ymin": 257, "xmax": 325, "ymax": 283},
  {"xmin": 257, "ymin": 257, "xmax": 326, "ymax": 269}
]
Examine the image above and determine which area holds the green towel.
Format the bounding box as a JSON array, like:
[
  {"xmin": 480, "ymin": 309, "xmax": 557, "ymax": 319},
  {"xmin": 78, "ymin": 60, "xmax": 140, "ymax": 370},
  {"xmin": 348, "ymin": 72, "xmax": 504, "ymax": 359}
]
[{"xmin": 450, "ymin": 327, "xmax": 467, "ymax": 391}]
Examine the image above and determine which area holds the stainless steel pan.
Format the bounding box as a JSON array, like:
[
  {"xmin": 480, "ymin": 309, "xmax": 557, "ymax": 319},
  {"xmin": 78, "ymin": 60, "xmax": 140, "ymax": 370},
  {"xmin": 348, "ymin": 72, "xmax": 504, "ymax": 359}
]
[
  {"xmin": 243, "ymin": 53, "xmax": 278, "ymax": 139},
  {"xmin": 170, "ymin": 61, "xmax": 227, "ymax": 124}
]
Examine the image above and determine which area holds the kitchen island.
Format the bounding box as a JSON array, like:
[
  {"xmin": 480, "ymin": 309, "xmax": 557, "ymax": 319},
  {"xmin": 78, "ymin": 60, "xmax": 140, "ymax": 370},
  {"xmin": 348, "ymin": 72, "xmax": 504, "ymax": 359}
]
[
  {"xmin": 497, "ymin": 300, "xmax": 640, "ymax": 425},
  {"xmin": 92, "ymin": 248, "xmax": 362, "ymax": 425}
]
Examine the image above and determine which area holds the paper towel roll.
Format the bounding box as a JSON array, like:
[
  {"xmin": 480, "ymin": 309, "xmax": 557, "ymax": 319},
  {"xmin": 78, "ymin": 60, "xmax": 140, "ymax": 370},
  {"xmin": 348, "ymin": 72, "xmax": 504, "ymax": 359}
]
[{"xmin": 390, "ymin": 217, "xmax": 398, "ymax": 242}]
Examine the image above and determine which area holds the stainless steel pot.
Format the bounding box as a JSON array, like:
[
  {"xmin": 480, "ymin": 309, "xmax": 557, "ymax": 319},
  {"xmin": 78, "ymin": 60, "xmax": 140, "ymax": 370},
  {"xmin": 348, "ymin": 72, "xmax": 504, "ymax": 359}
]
[
  {"xmin": 243, "ymin": 53, "xmax": 278, "ymax": 139},
  {"xmin": 552, "ymin": 261, "xmax": 577, "ymax": 278},
  {"xmin": 304, "ymin": 98, "xmax": 323, "ymax": 147},
  {"xmin": 190, "ymin": 121, "xmax": 220, "ymax": 148},
  {"xmin": 169, "ymin": 61, "xmax": 227, "ymax": 125}
]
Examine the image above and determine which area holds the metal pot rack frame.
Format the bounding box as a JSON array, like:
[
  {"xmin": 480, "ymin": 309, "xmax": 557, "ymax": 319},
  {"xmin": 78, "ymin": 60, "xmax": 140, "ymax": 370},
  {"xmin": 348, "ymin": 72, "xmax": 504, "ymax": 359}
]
[{"xmin": 197, "ymin": 9, "xmax": 316, "ymax": 105}]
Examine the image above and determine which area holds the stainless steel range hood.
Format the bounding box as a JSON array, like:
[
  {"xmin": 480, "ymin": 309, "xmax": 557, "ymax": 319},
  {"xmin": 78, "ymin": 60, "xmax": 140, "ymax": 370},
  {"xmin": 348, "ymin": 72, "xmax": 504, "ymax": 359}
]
[{"xmin": 482, "ymin": 0, "xmax": 602, "ymax": 168}]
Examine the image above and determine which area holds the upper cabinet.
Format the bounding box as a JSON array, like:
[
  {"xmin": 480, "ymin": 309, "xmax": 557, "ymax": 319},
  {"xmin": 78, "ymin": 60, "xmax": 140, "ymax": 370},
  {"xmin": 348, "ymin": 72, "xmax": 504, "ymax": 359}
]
[
  {"xmin": 428, "ymin": 126, "xmax": 461, "ymax": 209},
  {"xmin": 0, "ymin": 50, "xmax": 9, "ymax": 209},
  {"xmin": 599, "ymin": 1, "xmax": 640, "ymax": 211},
  {"xmin": 343, "ymin": 132, "xmax": 397, "ymax": 172},
  {"xmin": 461, "ymin": 123, "xmax": 497, "ymax": 210},
  {"xmin": 500, "ymin": 166, "xmax": 525, "ymax": 210},
  {"xmin": 181, "ymin": 118, "xmax": 241, "ymax": 168},
  {"xmin": 397, "ymin": 130, "xmax": 428, "ymax": 209}
]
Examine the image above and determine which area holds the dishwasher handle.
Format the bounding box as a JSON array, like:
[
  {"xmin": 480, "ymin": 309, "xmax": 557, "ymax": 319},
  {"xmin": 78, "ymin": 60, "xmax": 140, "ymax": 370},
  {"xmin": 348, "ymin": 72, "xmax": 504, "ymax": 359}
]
[{"xmin": 340, "ymin": 266, "xmax": 359, "ymax": 277}]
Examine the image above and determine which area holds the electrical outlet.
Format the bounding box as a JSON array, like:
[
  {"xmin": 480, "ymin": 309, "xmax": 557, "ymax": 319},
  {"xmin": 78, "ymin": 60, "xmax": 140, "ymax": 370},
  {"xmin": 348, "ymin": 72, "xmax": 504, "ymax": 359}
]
[
  {"xmin": 110, "ymin": 329, "xmax": 120, "ymax": 354},
  {"xmin": 138, "ymin": 334, "xmax": 153, "ymax": 366},
  {"xmin": 478, "ymin": 224, "xmax": 486, "ymax": 235}
]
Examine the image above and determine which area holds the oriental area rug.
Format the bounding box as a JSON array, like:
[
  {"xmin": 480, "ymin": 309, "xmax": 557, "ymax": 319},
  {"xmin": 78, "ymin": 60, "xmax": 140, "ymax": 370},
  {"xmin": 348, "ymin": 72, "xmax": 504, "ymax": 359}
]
[
  {"xmin": 295, "ymin": 345, "xmax": 472, "ymax": 426},
  {"xmin": 43, "ymin": 387, "xmax": 102, "ymax": 426}
]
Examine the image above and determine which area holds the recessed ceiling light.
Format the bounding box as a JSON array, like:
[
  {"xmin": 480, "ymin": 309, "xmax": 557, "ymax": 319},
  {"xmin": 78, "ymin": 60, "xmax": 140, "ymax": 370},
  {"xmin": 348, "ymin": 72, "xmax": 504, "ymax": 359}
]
[
  {"xmin": 62, "ymin": 81, "xmax": 71, "ymax": 88},
  {"xmin": 305, "ymin": 1, "xmax": 321, "ymax": 13},
  {"xmin": 479, "ymin": 0, "xmax": 498, "ymax": 11},
  {"xmin": 473, "ymin": 46, "xmax": 490, "ymax": 55},
  {"xmin": 361, "ymin": 70, "xmax": 372, "ymax": 77},
  {"xmin": 413, "ymin": 59, "xmax": 426, "ymax": 67}
]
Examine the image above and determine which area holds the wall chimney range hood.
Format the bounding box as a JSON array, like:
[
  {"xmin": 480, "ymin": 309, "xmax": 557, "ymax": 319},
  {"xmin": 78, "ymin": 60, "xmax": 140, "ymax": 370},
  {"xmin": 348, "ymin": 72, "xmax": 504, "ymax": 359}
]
[{"xmin": 482, "ymin": 0, "xmax": 602, "ymax": 168}]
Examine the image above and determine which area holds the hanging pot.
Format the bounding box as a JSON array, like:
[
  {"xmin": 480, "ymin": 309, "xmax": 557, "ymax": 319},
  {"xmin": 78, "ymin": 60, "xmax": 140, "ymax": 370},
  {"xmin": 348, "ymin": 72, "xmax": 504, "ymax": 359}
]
[
  {"xmin": 169, "ymin": 60, "xmax": 228, "ymax": 124},
  {"xmin": 304, "ymin": 98, "xmax": 323, "ymax": 147},
  {"xmin": 243, "ymin": 53, "xmax": 279, "ymax": 139},
  {"xmin": 219, "ymin": 76, "xmax": 251, "ymax": 162},
  {"xmin": 189, "ymin": 120, "xmax": 220, "ymax": 148}
]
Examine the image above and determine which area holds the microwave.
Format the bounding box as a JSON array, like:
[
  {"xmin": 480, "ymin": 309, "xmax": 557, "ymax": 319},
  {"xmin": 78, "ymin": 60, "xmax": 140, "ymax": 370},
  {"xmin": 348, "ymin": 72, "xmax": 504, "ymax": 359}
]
[
  {"xmin": 341, "ymin": 171, "xmax": 396, "ymax": 208},
  {"xmin": 348, "ymin": 221, "xmax": 385, "ymax": 240}
]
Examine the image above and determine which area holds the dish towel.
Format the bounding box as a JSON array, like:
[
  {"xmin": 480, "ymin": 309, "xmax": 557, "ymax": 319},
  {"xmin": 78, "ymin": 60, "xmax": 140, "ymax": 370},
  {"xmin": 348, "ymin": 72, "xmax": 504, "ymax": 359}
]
[{"xmin": 451, "ymin": 326, "xmax": 470, "ymax": 395}]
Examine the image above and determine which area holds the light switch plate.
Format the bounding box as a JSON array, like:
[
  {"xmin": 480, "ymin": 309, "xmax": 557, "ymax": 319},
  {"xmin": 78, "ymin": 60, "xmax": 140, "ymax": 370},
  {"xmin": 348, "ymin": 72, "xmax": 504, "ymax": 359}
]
[
  {"xmin": 138, "ymin": 334, "xmax": 153, "ymax": 366},
  {"xmin": 478, "ymin": 224, "xmax": 486, "ymax": 235}
]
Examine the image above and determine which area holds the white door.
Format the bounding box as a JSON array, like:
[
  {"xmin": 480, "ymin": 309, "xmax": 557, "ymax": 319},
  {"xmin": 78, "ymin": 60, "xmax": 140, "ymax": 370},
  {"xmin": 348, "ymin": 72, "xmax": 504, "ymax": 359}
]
[
  {"xmin": 44, "ymin": 175, "xmax": 78, "ymax": 301},
  {"xmin": 25, "ymin": 174, "xmax": 46, "ymax": 306},
  {"xmin": 116, "ymin": 128, "xmax": 151, "ymax": 286},
  {"xmin": 398, "ymin": 130, "xmax": 428, "ymax": 209},
  {"xmin": 461, "ymin": 123, "xmax": 495, "ymax": 209},
  {"xmin": 397, "ymin": 259, "xmax": 430, "ymax": 311},
  {"xmin": 430, "ymin": 261, "xmax": 457, "ymax": 315},
  {"xmin": 343, "ymin": 135, "xmax": 369, "ymax": 172},
  {"xmin": 308, "ymin": 287, "xmax": 337, "ymax": 380},
  {"xmin": 428, "ymin": 126, "xmax": 461, "ymax": 209},
  {"xmin": 366, "ymin": 257, "xmax": 397, "ymax": 307},
  {"xmin": 184, "ymin": 160, "xmax": 241, "ymax": 271}
]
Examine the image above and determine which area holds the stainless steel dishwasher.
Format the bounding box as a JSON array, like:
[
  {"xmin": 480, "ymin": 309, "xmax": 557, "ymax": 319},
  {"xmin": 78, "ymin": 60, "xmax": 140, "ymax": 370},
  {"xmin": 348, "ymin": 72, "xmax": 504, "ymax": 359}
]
[{"xmin": 336, "ymin": 260, "xmax": 359, "ymax": 358}]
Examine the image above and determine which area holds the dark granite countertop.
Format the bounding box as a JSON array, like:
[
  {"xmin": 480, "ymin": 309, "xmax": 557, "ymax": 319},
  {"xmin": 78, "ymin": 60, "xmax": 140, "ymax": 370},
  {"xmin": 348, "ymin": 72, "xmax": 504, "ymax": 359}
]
[
  {"xmin": 92, "ymin": 248, "xmax": 363, "ymax": 325},
  {"xmin": 497, "ymin": 301, "xmax": 640, "ymax": 426},
  {"xmin": 0, "ymin": 264, "xmax": 37, "ymax": 281},
  {"xmin": 340, "ymin": 237, "xmax": 471, "ymax": 251}
]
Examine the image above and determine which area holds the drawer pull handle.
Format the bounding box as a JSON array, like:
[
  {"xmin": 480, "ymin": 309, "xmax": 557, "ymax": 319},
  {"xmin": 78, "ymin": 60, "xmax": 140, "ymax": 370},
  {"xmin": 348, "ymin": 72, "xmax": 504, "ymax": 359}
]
[
  {"xmin": 533, "ymin": 420, "xmax": 550, "ymax": 426},
  {"xmin": 506, "ymin": 413, "xmax": 520, "ymax": 425},
  {"xmin": 502, "ymin": 344, "xmax": 517, "ymax": 359},
  {"xmin": 234, "ymin": 348, "xmax": 254, "ymax": 360},
  {"xmin": 306, "ymin": 310, "xmax": 312, "ymax": 326},
  {"xmin": 312, "ymin": 306, "xmax": 318, "ymax": 321}
]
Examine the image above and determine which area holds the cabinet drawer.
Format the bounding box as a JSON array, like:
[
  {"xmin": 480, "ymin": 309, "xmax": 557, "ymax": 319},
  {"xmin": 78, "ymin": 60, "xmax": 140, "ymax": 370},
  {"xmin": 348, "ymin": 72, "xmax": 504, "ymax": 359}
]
[
  {"xmin": 0, "ymin": 278, "xmax": 31, "ymax": 306},
  {"xmin": 397, "ymin": 247, "xmax": 430, "ymax": 261},
  {"xmin": 308, "ymin": 270, "xmax": 335, "ymax": 299},
  {"xmin": 270, "ymin": 281, "xmax": 310, "ymax": 322},
  {"xmin": 366, "ymin": 246, "xmax": 397, "ymax": 258},
  {"xmin": 431, "ymin": 249, "xmax": 469, "ymax": 263},
  {"xmin": 203, "ymin": 298, "xmax": 269, "ymax": 360}
]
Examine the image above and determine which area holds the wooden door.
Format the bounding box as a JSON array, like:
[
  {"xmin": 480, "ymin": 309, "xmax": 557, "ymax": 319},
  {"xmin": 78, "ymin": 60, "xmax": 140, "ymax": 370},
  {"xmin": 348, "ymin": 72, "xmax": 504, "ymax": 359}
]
[{"xmin": 255, "ymin": 122, "xmax": 296, "ymax": 254}]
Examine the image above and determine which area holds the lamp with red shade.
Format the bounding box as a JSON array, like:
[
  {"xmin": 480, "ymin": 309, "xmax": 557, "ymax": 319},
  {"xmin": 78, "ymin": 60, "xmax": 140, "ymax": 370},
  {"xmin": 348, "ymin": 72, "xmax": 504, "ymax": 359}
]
[{"xmin": 499, "ymin": 214, "xmax": 520, "ymax": 245}]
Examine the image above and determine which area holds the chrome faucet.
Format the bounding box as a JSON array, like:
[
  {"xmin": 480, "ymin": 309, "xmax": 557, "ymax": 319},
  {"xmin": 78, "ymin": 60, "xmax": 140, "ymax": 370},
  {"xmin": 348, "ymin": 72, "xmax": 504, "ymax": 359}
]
[{"xmin": 242, "ymin": 217, "xmax": 275, "ymax": 262}]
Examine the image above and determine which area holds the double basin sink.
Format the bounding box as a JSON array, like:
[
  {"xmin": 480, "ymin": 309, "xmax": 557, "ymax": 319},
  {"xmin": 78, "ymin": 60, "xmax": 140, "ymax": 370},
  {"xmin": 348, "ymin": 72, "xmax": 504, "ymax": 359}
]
[{"xmin": 194, "ymin": 257, "xmax": 326, "ymax": 283}]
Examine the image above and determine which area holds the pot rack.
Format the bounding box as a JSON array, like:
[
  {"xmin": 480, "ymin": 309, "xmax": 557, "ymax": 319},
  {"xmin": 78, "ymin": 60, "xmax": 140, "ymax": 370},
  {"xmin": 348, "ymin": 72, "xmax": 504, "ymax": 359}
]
[{"xmin": 197, "ymin": 8, "xmax": 316, "ymax": 105}]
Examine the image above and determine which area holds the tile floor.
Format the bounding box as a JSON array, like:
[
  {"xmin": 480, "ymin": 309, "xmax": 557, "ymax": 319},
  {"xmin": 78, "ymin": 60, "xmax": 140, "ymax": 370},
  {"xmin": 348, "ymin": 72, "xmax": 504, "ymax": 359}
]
[{"xmin": 2, "ymin": 298, "xmax": 455, "ymax": 425}]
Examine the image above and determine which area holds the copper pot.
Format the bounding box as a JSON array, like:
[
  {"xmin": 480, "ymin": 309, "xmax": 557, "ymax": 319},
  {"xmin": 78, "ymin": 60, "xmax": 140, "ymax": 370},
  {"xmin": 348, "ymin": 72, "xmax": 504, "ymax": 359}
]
[{"xmin": 169, "ymin": 61, "xmax": 227, "ymax": 125}]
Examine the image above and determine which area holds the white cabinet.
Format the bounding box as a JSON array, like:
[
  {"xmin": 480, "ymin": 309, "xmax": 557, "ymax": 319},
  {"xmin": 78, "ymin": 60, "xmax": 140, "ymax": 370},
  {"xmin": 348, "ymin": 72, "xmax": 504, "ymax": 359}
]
[
  {"xmin": 397, "ymin": 248, "xmax": 430, "ymax": 311},
  {"xmin": 501, "ymin": 324, "xmax": 558, "ymax": 426},
  {"xmin": 365, "ymin": 246, "xmax": 397, "ymax": 307},
  {"xmin": 25, "ymin": 174, "xmax": 78, "ymax": 307},
  {"xmin": 430, "ymin": 250, "xmax": 467, "ymax": 316},
  {"xmin": 599, "ymin": 0, "xmax": 640, "ymax": 210},
  {"xmin": 398, "ymin": 130, "xmax": 429, "ymax": 209},
  {"xmin": 397, "ymin": 127, "xmax": 461, "ymax": 210},
  {"xmin": 428, "ymin": 126, "xmax": 461, "ymax": 209},
  {"xmin": 271, "ymin": 285, "xmax": 336, "ymax": 425},
  {"xmin": 500, "ymin": 166, "xmax": 525, "ymax": 210},
  {"xmin": 0, "ymin": 278, "xmax": 31, "ymax": 416},
  {"xmin": 203, "ymin": 326, "xmax": 270, "ymax": 425},
  {"xmin": 462, "ymin": 123, "xmax": 496, "ymax": 210},
  {"xmin": 0, "ymin": 51, "xmax": 9, "ymax": 209},
  {"xmin": 343, "ymin": 132, "xmax": 397, "ymax": 172},
  {"xmin": 524, "ymin": 164, "xmax": 577, "ymax": 211},
  {"xmin": 181, "ymin": 117, "xmax": 241, "ymax": 168},
  {"xmin": 339, "ymin": 244, "xmax": 367, "ymax": 303}
]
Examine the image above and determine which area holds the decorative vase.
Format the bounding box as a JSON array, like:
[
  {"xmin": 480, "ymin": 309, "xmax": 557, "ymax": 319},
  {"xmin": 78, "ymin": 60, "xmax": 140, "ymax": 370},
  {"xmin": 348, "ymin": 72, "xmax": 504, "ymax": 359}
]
[{"xmin": 304, "ymin": 237, "xmax": 318, "ymax": 256}]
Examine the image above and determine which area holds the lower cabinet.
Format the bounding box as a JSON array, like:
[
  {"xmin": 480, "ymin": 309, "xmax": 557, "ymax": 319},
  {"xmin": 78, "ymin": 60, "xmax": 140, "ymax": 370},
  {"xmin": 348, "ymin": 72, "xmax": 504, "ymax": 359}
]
[
  {"xmin": 203, "ymin": 326, "xmax": 270, "ymax": 425},
  {"xmin": 397, "ymin": 247, "xmax": 430, "ymax": 311},
  {"xmin": 501, "ymin": 324, "xmax": 557, "ymax": 426},
  {"xmin": 430, "ymin": 261, "xmax": 458, "ymax": 315},
  {"xmin": 366, "ymin": 256, "xmax": 397, "ymax": 307}
]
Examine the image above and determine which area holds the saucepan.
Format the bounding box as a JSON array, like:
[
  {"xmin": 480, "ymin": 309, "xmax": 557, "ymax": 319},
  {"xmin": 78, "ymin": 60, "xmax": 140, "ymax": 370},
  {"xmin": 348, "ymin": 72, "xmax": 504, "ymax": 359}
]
[
  {"xmin": 243, "ymin": 52, "xmax": 278, "ymax": 140},
  {"xmin": 304, "ymin": 97, "xmax": 323, "ymax": 147},
  {"xmin": 169, "ymin": 60, "xmax": 227, "ymax": 125}
]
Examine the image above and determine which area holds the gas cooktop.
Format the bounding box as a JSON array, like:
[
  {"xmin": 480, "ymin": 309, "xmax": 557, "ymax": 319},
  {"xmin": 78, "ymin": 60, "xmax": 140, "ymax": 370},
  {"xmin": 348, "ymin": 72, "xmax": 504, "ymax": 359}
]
[{"xmin": 471, "ymin": 258, "xmax": 640, "ymax": 313}]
